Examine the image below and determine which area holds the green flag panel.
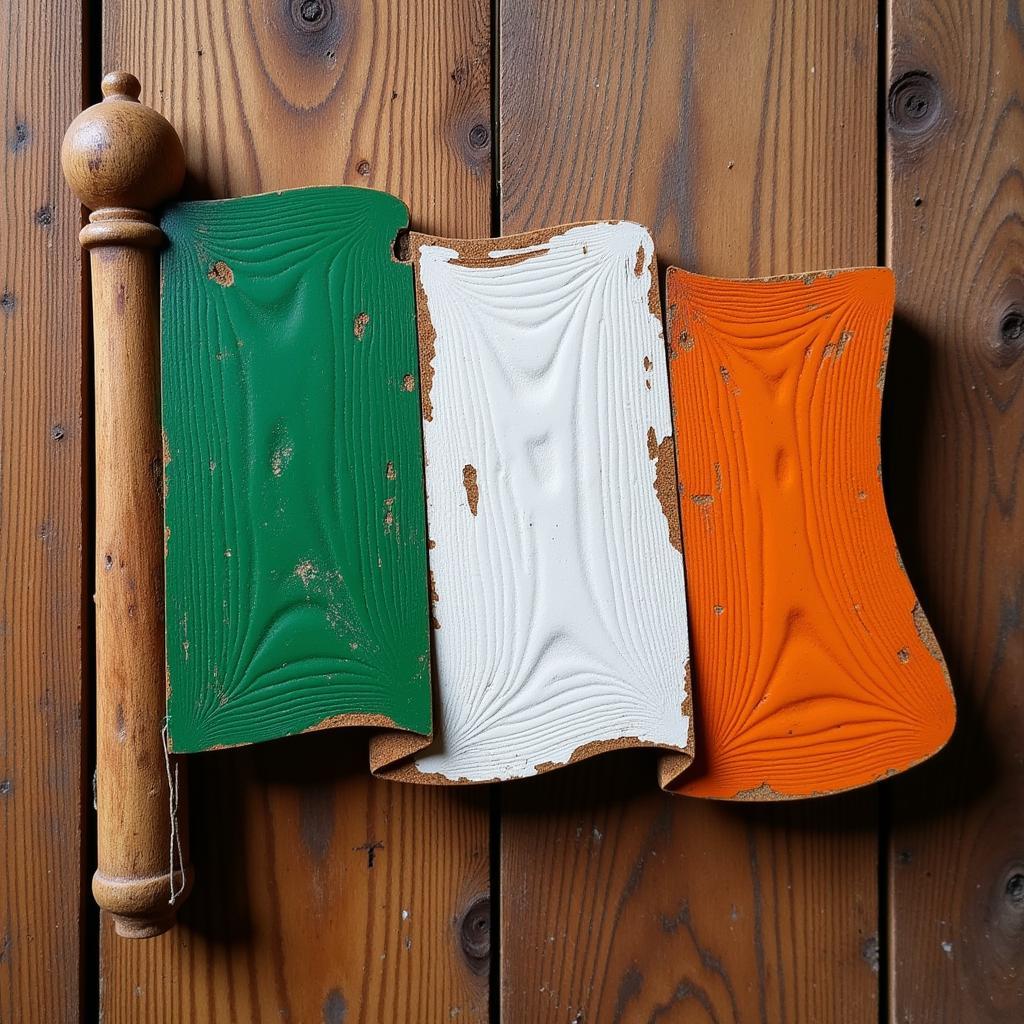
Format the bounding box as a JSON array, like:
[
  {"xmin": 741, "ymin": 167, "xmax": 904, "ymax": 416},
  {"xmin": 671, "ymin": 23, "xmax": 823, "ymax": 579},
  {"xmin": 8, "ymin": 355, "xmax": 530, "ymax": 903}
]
[{"xmin": 161, "ymin": 187, "xmax": 431, "ymax": 752}]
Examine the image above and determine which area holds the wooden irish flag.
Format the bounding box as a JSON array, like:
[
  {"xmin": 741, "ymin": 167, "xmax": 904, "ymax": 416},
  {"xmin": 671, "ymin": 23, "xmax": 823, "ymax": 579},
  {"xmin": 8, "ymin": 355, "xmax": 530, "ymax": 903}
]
[{"xmin": 159, "ymin": 185, "xmax": 953, "ymax": 797}]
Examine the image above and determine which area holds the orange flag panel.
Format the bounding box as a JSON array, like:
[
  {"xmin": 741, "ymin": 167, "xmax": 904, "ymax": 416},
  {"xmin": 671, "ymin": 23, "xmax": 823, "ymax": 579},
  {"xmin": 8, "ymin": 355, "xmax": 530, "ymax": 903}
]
[{"xmin": 665, "ymin": 267, "xmax": 955, "ymax": 799}]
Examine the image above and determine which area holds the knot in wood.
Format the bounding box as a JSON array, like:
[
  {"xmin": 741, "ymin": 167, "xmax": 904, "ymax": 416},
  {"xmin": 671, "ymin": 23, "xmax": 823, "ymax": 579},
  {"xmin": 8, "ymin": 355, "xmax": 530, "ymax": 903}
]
[
  {"xmin": 984, "ymin": 305, "xmax": 1024, "ymax": 368},
  {"xmin": 888, "ymin": 71, "xmax": 941, "ymax": 136},
  {"xmin": 458, "ymin": 895, "xmax": 490, "ymax": 974},
  {"xmin": 1000, "ymin": 309, "xmax": 1023, "ymax": 346},
  {"xmin": 1006, "ymin": 873, "xmax": 1024, "ymax": 910},
  {"xmin": 291, "ymin": 0, "xmax": 331, "ymax": 31},
  {"xmin": 468, "ymin": 123, "xmax": 490, "ymax": 150}
]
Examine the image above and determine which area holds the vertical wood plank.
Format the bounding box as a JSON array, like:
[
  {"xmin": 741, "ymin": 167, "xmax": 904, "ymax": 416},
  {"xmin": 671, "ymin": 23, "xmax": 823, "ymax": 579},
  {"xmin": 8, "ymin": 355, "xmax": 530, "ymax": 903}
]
[
  {"xmin": 101, "ymin": 2, "xmax": 492, "ymax": 1021},
  {"xmin": 0, "ymin": 3, "xmax": 87, "ymax": 1022},
  {"xmin": 499, "ymin": 3, "xmax": 882, "ymax": 1021},
  {"xmin": 886, "ymin": 0, "xmax": 1024, "ymax": 1018}
]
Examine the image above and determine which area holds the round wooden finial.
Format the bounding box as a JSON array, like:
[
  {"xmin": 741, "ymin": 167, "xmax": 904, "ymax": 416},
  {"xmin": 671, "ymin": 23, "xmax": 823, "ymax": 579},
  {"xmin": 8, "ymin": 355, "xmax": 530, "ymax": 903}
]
[
  {"xmin": 61, "ymin": 71, "xmax": 185, "ymax": 213},
  {"xmin": 101, "ymin": 70, "xmax": 143, "ymax": 101}
]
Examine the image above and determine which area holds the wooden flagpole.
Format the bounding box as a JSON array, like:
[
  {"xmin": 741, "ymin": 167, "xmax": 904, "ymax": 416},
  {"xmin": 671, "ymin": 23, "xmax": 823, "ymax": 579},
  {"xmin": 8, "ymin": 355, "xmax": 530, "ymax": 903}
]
[{"xmin": 62, "ymin": 71, "xmax": 192, "ymax": 937}]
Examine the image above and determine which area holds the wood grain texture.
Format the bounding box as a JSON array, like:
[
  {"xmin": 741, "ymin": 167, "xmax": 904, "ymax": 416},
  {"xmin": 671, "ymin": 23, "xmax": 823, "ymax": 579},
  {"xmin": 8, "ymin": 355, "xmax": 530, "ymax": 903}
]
[
  {"xmin": 394, "ymin": 223, "xmax": 689, "ymax": 785},
  {"xmin": 162, "ymin": 188, "xmax": 431, "ymax": 753},
  {"xmin": 64, "ymin": 72, "xmax": 194, "ymax": 938},
  {"xmin": 99, "ymin": 734, "xmax": 491, "ymax": 1023},
  {"xmin": 0, "ymin": 1, "xmax": 86, "ymax": 1018},
  {"xmin": 500, "ymin": 1, "xmax": 881, "ymax": 1019},
  {"xmin": 885, "ymin": 0, "xmax": 1024, "ymax": 1018},
  {"xmin": 103, "ymin": 0, "xmax": 492, "ymax": 1019},
  {"xmin": 666, "ymin": 267, "xmax": 954, "ymax": 799},
  {"xmin": 87, "ymin": 222, "xmax": 194, "ymax": 935}
]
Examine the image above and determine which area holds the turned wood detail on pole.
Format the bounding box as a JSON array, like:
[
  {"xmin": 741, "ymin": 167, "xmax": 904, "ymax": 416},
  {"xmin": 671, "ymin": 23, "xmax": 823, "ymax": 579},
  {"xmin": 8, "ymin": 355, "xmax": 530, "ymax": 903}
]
[{"xmin": 61, "ymin": 71, "xmax": 192, "ymax": 938}]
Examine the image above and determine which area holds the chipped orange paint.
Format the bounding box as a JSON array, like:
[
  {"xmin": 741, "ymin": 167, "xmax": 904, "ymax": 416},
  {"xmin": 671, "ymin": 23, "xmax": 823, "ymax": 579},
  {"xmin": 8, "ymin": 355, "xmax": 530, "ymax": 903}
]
[{"xmin": 666, "ymin": 266, "xmax": 955, "ymax": 799}]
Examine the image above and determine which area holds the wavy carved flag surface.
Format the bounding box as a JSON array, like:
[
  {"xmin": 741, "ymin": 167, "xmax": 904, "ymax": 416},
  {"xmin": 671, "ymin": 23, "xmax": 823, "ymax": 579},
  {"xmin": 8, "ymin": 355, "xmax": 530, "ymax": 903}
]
[
  {"xmin": 160, "ymin": 183, "xmax": 952, "ymax": 796},
  {"xmin": 664, "ymin": 267, "xmax": 955, "ymax": 798},
  {"xmin": 374, "ymin": 224, "xmax": 692, "ymax": 784},
  {"xmin": 162, "ymin": 187, "xmax": 433, "ymax": 758}
]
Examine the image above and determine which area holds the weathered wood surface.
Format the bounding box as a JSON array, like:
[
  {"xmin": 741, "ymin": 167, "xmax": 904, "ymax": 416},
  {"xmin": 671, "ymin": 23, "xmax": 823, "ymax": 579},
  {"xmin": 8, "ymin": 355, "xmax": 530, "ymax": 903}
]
[
  {"xmin": 885, "ymin": 0, "xmax": 1024, "ymax": 1018},
  {"xmin": 499, "ymin": 1, "xmax": 881, "ymax": 1020},
  {"xmin": 102, "ymin": 0, "xmax": 492, "ymax": 1020},
  {"xmin": 0, "ymin": 1, "xmax": 86, "ymax": 1020},
  {"xmin": 399, "ymin": 223, "xmax": 689, "ymax": 785},
  {"xmin": 666, "ymin": 266, "xmax": 954, "ymax": 799},
  {"xmin": 162, "ymin": 188, "xmax": 431, "ymax": 754}
]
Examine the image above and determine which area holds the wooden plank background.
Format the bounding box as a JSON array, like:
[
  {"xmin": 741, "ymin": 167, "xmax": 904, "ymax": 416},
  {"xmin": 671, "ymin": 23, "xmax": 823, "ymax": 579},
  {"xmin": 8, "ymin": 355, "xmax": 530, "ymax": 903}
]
[
  {"xmin": 885, "ymin": 0, "xmax": 1024, "ymax": 1020},
  {"xmin": 499, "ymin": 4, "xmax": 881, "ymax": 1022},
  {"xmin": 0, "ymin": 0, "xmax": 1020, "ymax": 1021},
  {"xmin": 0, "ymin": 3, "xmax": 87, "ymax": 1024},
  {"xmin": 100, "ymin": 2, "xmax": 492, "ymax": 1021}
]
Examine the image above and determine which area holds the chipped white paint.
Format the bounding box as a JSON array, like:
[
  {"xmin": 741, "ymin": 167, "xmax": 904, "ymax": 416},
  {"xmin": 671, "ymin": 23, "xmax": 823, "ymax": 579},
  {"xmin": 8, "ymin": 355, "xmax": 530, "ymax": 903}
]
[{"xmin": 413, "ymin": 222, "xmax": 690, "ymax": 781}]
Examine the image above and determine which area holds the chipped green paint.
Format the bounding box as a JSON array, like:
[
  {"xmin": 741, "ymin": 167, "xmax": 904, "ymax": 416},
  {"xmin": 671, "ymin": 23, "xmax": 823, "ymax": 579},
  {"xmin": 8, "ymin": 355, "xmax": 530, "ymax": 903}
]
[{"xmin": 161, "ymin": 187, "xmax": 431, "ymax": 752}]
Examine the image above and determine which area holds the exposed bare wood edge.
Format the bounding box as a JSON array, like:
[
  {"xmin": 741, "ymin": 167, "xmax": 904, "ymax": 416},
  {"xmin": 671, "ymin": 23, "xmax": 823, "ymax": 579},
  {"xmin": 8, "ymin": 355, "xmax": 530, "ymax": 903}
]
[
  {"xmin": 375, "ymin": 733, "xmax": 692, "ymax": 787},
  {"xmin": 61, "ymin": 71, "xmax": 191, "ymax": 939}
]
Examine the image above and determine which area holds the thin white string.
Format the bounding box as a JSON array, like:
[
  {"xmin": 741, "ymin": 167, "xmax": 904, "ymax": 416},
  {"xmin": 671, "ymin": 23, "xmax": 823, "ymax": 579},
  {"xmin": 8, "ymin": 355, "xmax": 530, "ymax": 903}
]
[{"xmin": 161, "ymin": 721, "xmax": 185, "ymax": 905}]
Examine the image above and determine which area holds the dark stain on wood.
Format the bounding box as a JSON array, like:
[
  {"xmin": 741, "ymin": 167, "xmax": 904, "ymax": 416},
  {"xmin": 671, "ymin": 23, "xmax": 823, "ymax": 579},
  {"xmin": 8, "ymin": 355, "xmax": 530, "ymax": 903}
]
[
  {"xmin": 8, "ymin": 121, "xmax": 29, "ymax": 153},
  {"xmin": 611, "ymin": 965, "xmax": 644, "ymax": 1022},
  {"xmin": 354, "ymin": 839, "xmax": 384, "ymax": 869},
  {"xmin": 658, "ymin": 898, "xmax": 742, "ymax": 1016},
  {"xmin": 321, "ymin": 987, "xmax": 347, "ymax": 1024},
  {"xmin": 861, "ymin": 935, "xmax": 880, "ymax": 973},
  {"xmin": 298, "ymin": 784, "xmax": 336, "ymax": 864}
]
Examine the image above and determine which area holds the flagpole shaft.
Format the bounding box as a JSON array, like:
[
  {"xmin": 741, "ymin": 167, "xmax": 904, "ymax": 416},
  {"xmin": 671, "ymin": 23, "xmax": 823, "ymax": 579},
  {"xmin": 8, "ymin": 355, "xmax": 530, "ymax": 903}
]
[{"xmin": 62, "ymin": 72, "xmax": 192, "ymax": 938}]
